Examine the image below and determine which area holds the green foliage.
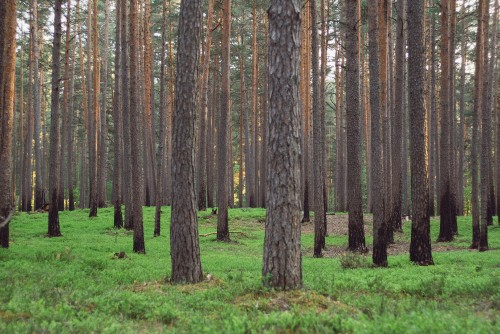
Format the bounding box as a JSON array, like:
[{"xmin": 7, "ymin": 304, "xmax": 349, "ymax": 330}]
[{"xmin": 0, "ymin": 208, "xmax": 499, "ymax": 333}]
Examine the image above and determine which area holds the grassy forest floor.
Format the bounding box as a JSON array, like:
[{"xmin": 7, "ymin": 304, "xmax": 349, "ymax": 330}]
[{"xmin": 1, "ymin": 207, "xmax": 499, "ymax": 333}]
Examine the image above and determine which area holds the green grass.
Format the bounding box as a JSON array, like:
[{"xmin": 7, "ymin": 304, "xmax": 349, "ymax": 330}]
[{"xmin": 1, "ymin": 207, "xmax": 499, "ymax": 333}]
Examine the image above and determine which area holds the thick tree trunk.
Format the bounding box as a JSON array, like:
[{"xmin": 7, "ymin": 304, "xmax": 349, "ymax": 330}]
[
  {"xmin": 170, "ymin": 0, "xmax": 204, "ymax": 284},
  {"xmin": 0, "ymin": 0, "xmax": 17, "ymax": 247},
  {"xmin": 263, "ymin": 0, "xmax": 302, "ymax": 290},
  {"xmin": 48, "ymin": 0, "xmax": 63, "ymax": 237},
  {"xmin": 345, "ymin": 0, "xmax": 366, "ymax": 252},
  {"xmin": 408, "ymin": 0, "xmax": 433, "ymax": 265}
]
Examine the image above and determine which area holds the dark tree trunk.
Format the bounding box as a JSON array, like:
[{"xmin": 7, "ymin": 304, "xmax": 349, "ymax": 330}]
[
  {"xmin": 408, "ymin": 0, "xmax": 433, "ymax": 265},
  {"xmin": 112, "ymin": 0, "xmax": 123, "ymax": 228},
  {"xmin": 33, "ymin": 0, "xmax": 43, "ymax": 211},
  {"xmin": 130, "ymin": 0, "xmax": 145, "ymax": 253},
  {"xmin": 345, "ymin": 0, "xmax": 366, "ymax": 252},
  {"xmin": 0, "ymin": 0, "xmax": 17, "ymax": 248},
  {"xmin": 217, "ymin": 0, "xmax": 231, "ymax": 242},
  {"xmin": 170, "ymin": 0, "xmax": 204, "ymax": 284},
  {"xmin": 369, "ymin": 0, "xmax": 387, "ymax": 266},
  {"xmin": 263, "ymin": 0, "xmax": 302, "ymax": 290},
  {"xmin": 48, "ymin": 0, "xmax": 63, "ymax": 237}
]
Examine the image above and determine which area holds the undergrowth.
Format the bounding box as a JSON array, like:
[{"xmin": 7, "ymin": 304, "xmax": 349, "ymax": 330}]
[{"xmin": 0, "ymin": 207, "xmax": 498, "ymax": 333}]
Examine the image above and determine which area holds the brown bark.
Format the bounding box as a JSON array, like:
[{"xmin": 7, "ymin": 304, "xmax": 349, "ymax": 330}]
[
  {"xmin": 437, "ymin": 0, "xmax": 455, "ymax": 242},
  {"xmin": 408, "ymin": 0, "xmax": 433, "ymax": 265},
  {"xmin": 130, "ymin": 0, "xmax": 145, "ymax": 253},
  {"xmin": 369, "ymin": 0, "xmax": 387, "ymax": 266},
  {"xmin": 345, "ymin": 0, "xmax": 366, "ymax": 252},
  {"xmin": 0, "ymin": 0, "xmax": 17, "ymax": 247},
  {"xmin": 33, "ymin": 0, "xmax": 43, "ymax": 211},
  {"xmin": 312, "ymin": 0, "xmax": 326, "ymax": 256},
  {"xmin": 217, "ymin": 0, "xmax": 231, "ymax": 242},
  {"xmin": 113, "ymin": 0, "xmax": 123, "ymax": 228},
  {"xmin": 263, "ymin": 0, "xmax": 302, "ymax": 290},
  {"xmin": 48, "ymin": 0, "xmax": 63, "ymax": 237},
  {"xmin": 457, "ymin": 2, "xmax": 467, "ymax": 216},
  {"xmin": 98, "ymin": 0, "xmax": 110, "ymax": 208},
  {"xmin": 197, "ymin": 0, "xmax": 214, "ymax": 211},
  {"xmin": 170, "ymin": 0, "xmax": 204, "ymax": 284}
]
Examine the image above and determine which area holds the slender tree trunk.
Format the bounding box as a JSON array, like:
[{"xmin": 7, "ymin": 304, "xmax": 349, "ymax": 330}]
[
  {"xmin": 391, "ymin": 0, "xmax": 405, "ymax": 232},
  {"xmin": 431, "ymin": 12, "xmax": 439, "ymax": 216},
  {"xmin": 130, "ymin": 0, "xmax": 145, "ymax": 253},
  {"xmin": 457, "ymin": 2, "xmax": 467, "ymax": 216},
  {"xmin": 263, "ymin": 0, "xmax": 303, "ymax": 290},
  {"xmin": 302, "ymin": 1, "xmax": 311, "ymax": 221},
  {"xmin": 197, "ymin": 0, "xmax": 214, "ymax": 211},
  {"xmin": 33, "ymin": 0, "xmax": 43, "ymax": 211},
  {"xmin": 217, "ymin": 0, "xmax": 231, "ymax": 241},
  {"xmin": 17, "ymin": 42, "xmax": 24, "ymax": 212},
  {"xmin": 238, "ymin": 27, "xmax": 245, "ymax": 208},
  {"xmin": 58, "ymin": 0, "xmax": 72, "ymax": 211},
  {"xmin": 248, "ymin": 3, "xmax": 258, "ymax": 208},
  {"xmin": 479, "ymin": 0, "xmax": 490, "ymax": 251},
  {"xmin": 345, "ymin": 0, "xmax": 366, "ymax": 252},
  {"xmin": 48, "ymin": 0, "xmax": 63, "ymax": 237},
  {"xmin": 121, "ymin": 0, "xmax": 133, "ymax": 229},
  {"xmin": 155, "ymin": 0, "xmax": 169, "ymax": 236},
  {"xmin": 471, "ymin": 0, "xmax": 484, "ymax": 249},
  {"xmin": 170, "ymin": 0, "xmax": 204, "ymax": 284},
  {"xmin": 369, "ymin": 0, "xmax": 387, "ymax": 266},
  {"xmin": 260, "ymin": 19, "xmax": 269, "ymax": 209},
  {"xmin": 312, "ymin": 0, "xmax": 326, "ymax": 256},
  {"xmin": 0, "ymin": 0, "xmax": 17, "ymax": 248},
  {"xmin": 449, "ymin": 0, "xmax": 458, "ymax": 234},
  {"xmin": 113, "ymin": 0, "xmax": 123, "ymax": 228},
  {"xmin": 98, "ymin": 0, "xmax": 110, "ymax": 208}
]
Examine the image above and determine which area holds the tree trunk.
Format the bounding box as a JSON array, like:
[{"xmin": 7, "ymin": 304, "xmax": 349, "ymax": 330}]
[
  {"xmin": 369, "ymin": 0, "xmax": 387, "ymax": 266},
  {"xmin": 112, "ymin": 0, "xmax": 123, "ymax": 228},
  {"xmin": 197, "ymin": 0, "xmax": 214, "ymax": 211},
  {"xmin": 48, "ymin": 0, "xmax": 63, "ymax": 237},
  {"xmin": 263, "ymin": 0, "xmax": 302, "ymax": 290},
  {"xmin": 121, "ymin": 0, "xmax": 133, "ymax": 229},
  {"xmin": 449, "ymin": 0, "xmax": 458, "ymax": 234},
  {"xmin": 437, "ymin": 0, "xmax": 455, "ymax": 242},
  {"xmin": 217, "ymin": 0, "xmax": 231, "ymax": 241},
  {"xmin": 0, "ymin": 0, "xmax": 17, "ymax": 247},
  {"xmin": 130, "ymin": 0, "xmax": 145, "ymax": 253},
  {"xmin": 98, "ymin": 0, "xmax": 110, "ymax": 208},
  {"xmin": 33, "ymin": 0, "xmax": 43, "ymax": 211},
  {"xmin": 170, "ymin": 0, "xmax": 204, "ymax": 284},
  {"xmin": 408, "ymin": 0, "xmax": 434, "ymax": 265},
  {"xmin": 457, "ymin": 2, "xmax": 467, "ymax": 216},
  {"xmin": 471, "ymin": 0, "xmax": 485, "ymax": 249},
  {"xmin": 345, "ymin": 0, "xmax": 366, "ymax": 252}
]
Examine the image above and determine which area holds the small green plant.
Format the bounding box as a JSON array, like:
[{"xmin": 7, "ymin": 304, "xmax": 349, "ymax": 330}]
[{"xmin": 339, "ymin": 252, "xmax": 370, "ymax": 269}]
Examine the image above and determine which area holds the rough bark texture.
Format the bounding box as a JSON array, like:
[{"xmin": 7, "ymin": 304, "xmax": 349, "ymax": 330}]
[
  {"xmin": 262, "ymin": 0, "xmax": 303, "ymax": 290},
  {"xmin": 449, "ymin": 0, "xmax": 458, "ymax": 235},
  {"xmin": 48, "ymin": 0, "xmax": 63, "ymax": 237},
  {"xmin": 170, "ymin": 0, "xmax": 204, "ymax": 284},
  {"xmin": 112, "ymin": 0, "xmax": 123, "ymax": 228},
  {"xmin": 0, "ymin": 0, "xmax": 17, "ymax": 247},
  {"xmin": 408, "ymin": 0, "xmax": 434, "ymax": 265},
  {"xmin": 457, "ymin": 2, "xmax": 467, "ymax": 216},
  {"xmin": 369, "ymin": 0, "xmax": 387, "ymax": 266},
  {"xmin": 130, "ymin": 0, "xmax": 145, "ymax": 253},
  {"xmin": 345, "ymin": 0, "xmax": 366, "ymax": 252}
]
